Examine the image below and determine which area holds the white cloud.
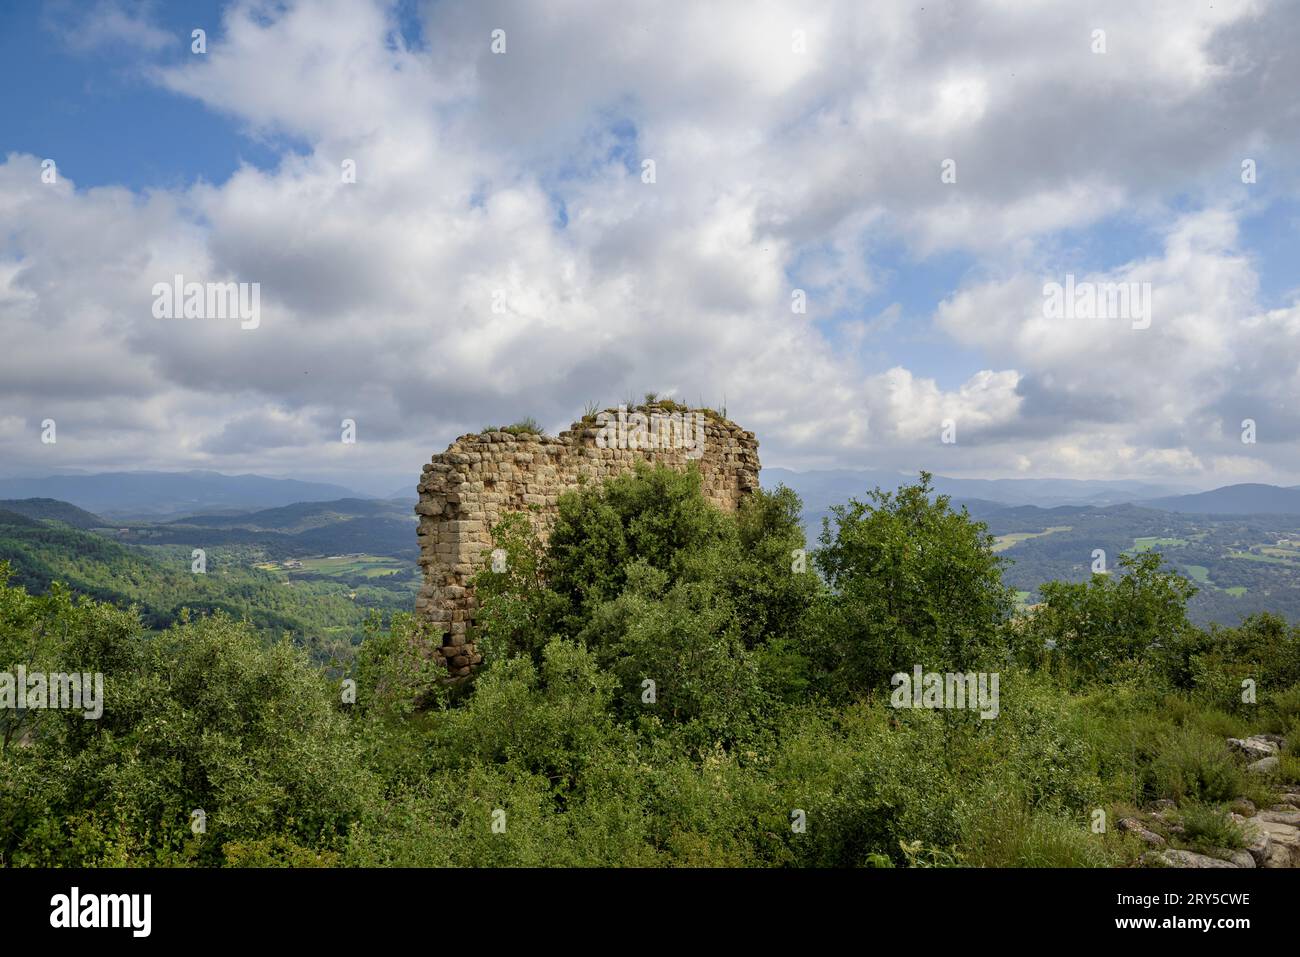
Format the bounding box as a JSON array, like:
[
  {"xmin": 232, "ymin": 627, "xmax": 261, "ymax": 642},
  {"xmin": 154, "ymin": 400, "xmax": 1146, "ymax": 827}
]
[
  {"xmin": 4, "ymin": 0, "xmax": 1300, "ymax": 486},
  {"xmin": 56, "ymin": 0, "xmax": 173, "ymax": 53}
]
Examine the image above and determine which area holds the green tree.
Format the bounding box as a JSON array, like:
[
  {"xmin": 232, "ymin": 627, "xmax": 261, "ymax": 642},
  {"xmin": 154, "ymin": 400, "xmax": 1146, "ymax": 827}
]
[
  {"xmin": 0, "ymin": 566, "xmax": 378, "ymax": 866},
  {"xmin": 543, "ymin": 463, "xmax": 732, "ymax": 639},
  {"xmin": 1024, "ymin": 551, "xmax": 1197, "ymax": 683},
  {"xmin": 809, "ymin": 473, "xmax": 1015, "ymax": 698}
]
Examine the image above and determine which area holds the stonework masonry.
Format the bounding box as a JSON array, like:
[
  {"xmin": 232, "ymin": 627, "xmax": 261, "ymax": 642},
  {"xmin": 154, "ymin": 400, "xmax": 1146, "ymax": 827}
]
[{"xmin": 415, "ymin": 405, "xmax": 761, "ymax": 677}]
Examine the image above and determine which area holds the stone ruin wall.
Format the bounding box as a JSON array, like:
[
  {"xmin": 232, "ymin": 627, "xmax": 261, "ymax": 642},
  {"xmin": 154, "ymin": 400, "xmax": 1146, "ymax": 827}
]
[{"xmin": 415, "ymin": 406, "xmax": 761, "ymax": 677}]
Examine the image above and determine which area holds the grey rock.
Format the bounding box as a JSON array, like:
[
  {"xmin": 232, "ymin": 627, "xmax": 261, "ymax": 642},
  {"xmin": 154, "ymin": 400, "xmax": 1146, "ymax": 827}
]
[
  {"xmin": 1117, "ymin": 818, "xmax": 1166, "ymax": 847},
  {"xmin": 1142, "ymin": 849, "xmax": 1237, "ymax": 869},
  {"xmin": 1259, "ymin": 808, "xmax": 1300, "ymax": 826},
  {"xmin": 1263, "ymin": 844, "xmax": 1294, "ymax": 868},
  {"xmin": 1224, "ymin": 849, "xmax": 1256, "ymax": 868},
  {"xmin": 1228, "ymin": 736, "xmax": 1278, "ymax": 761},
  {"xmin": 1253, "ymin": 819, "xmax": 1300, "ymax": 866}
]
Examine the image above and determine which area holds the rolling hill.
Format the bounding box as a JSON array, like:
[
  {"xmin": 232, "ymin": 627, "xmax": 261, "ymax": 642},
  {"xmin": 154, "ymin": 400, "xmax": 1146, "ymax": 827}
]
[
  {"xmin": 761, "ymin": 467, "xmax": 1193, "ymax": 510},
  {"xmin": 0, "ymin": 510, "xmax": 374, "ymax": 661},
  {"xmin": 1139, "ymin": 483, "xmax": 1300, "ymax": 515},
  {"xmin": 0, "ymin": 471, "xmax": 362, "ymax": 519},
  {"xmin": 126, "ymin": 497, "xmax": 420, "ymax": 559},
  {"xmin": 166, "ymin": 497, "xmax": 409, "ymax": 532},
  {"xmin": 0, "ymin": 497, "xmax": 107, "ymax": 528}
]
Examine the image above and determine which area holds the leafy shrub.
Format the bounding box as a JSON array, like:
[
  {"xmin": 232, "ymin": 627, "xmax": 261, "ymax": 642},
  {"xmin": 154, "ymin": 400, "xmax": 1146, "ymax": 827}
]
[
  {"xmin": 1178, "ymin": 802, "xmax": 1246, "ymax": 852},
  {"xmin": 793, "ymin": 709, "xmax": 967, "ymax": 867},
  {"xmin": 544, "ymin": 463, "xmax": 732, "ymax": 636},
  {"xmin": 0, "ymin": 570, "xmax": 379, "ymax": 866},
  {"xmin": 351, "ymin": 610, "xmax": 447, "ymax": 717},
  {"xmin": 1147, "ymin": 727, "xmax": 1241, "ymax": 803},
  {"xmin": 961, "ymin": 787, "xmax": 1120, "ymax": 867},
  {"xmin": 1280, "ymin": 755, "xmax": 1300, "ymax": 784},
  {"xmin": 1262, "ymin": 683, "xmax": 1300, "ymax": 737},
  {"xmin": 223, "ymin": 835, "xmax": 340, "ymax": 867},
  {"xmin": 809, "ymin": 472, "xmax": 1015, "ymax": 700},
  {"xmin": 1026, "ymin": 552, "xmax": 1197, "ymax": 684},
  {"xmin": 578, "ymin": 569, "xmax": 765, "ymax": 743}
]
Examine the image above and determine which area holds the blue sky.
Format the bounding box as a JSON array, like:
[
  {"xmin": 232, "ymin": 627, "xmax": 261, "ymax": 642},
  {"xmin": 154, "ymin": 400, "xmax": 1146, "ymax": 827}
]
[
  {"xmin": 2, "ymin": 0, "xmax": 1299, "ymax": 489},
  {"xmin": 1, "ymin": 1, "xmax": 263, "ymax": 189}
]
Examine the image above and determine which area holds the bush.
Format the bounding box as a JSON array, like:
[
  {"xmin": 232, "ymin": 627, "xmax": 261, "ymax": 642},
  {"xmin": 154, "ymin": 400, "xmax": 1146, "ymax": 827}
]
[
  {"xmin": 473, "ymin": 468, "xmax": 815, "ymax": 738},
  {"xmin": 1178, "ymin": 802, "xmax": 1246, "ymax": 852},
  {"xmin": 0, "ymin": 570, "xmax": 379, "ymax": 866},
  {"xmin": 1026, "ymin": 552, "xmax": 1197, "ymax": 684},
  {"xmin": 1148, "ymin": 727, "xmax": 1241, "ymax": 804},
  {"xmin": 793, "ymin": 709, "xmax": 967, "ymax": 867},
  {"xmin": 961, "ymin": 788, "xmax": 1121, "ymax": 867},
  {"xmin": 809, "ymin": 472, "xmax": 1015, "ymax": 700},
  {"xmin": 544, "ymin": 463, "xmax": 733, "ymax": 637},
  {"xmin": 1262, "ymin": 683, "xmax": 1300, "ymax": 737},
  {"xmin": 578, "ymin": 568, "xmax": 766, "ymax": 743},
  {"xmin": 1279, "ymin": 755, "xmax": 1300, "ymax": 785}
]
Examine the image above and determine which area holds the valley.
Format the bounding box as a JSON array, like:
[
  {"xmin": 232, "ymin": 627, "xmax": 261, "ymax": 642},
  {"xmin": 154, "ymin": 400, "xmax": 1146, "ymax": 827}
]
[
  {"xmin": 0, "ymin": 496, "xmax": 421, "ymax": 664},
  {"xmin": 983, "ymin": 505, "xmax": 1300, "ymax": 625}
]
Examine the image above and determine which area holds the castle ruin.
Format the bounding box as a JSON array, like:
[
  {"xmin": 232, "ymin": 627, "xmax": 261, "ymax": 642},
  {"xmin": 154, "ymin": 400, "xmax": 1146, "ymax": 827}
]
[{"xmin": 415, "ymin": 405, "xmax": 761, "ymax": 677}]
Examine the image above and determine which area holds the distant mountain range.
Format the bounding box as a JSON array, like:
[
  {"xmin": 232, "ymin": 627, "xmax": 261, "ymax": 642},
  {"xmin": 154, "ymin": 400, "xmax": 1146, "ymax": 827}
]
[
  {"xmin": 5, "ymin": 469, "xmax": 1300, "ymax": 633},
  {"xmin": 3, "ymin": 468, "xmax": 1300, "ymax": 528},
  {"xmin": 145, "ymin": 497, "xmax": 418, "ymax": 557},
  {"xmin": 760, "ymin": 467, "xmax": 1195, "ymax": 510},
  {"xmin": 760, "ymin": 467, "xmax": 1206, "ymax": 535},
  {"xmin": 164, "ymin": 497, "xmax": 408, "ymax": 532},
  {"xmin": 0, "ymin": 471, "xmax": 363, "ymax": 519},
  {"xmin": 758, "ymin": 468, "xmax": 1300, "ymax": 547},
  {"xmin": 1137, "ymin": 483, "xmax": 1300, "ymax": 515}
]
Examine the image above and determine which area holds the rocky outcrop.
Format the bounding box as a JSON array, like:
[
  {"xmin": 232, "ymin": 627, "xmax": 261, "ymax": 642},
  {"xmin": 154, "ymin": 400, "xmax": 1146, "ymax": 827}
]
[
  {"xmin": 1143, "ymin": 849, "xmax": 1237, "ymax": 868},
  {"xmin": 1227, "ymin": 736, "xmax": 1279, "ymax": 761},
  {"xmin": 1248, "ymin": 755, "xmax": 1281, "ymax": 775},
  {"xmin": 1140, "ymin": 742, "xmax": 1299, "ymax": 869},
  {"xmin": 414, "ymin": 404, "xmax": 761, "ymax": 678},
  {"xmin": 1252, "ymin": 819, "xmax": 1300, "ymax": 866}
]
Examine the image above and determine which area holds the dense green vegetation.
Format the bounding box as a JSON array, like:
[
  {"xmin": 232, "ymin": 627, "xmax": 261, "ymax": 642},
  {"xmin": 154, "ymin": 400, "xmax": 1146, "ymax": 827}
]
[
  {"xmin": 2, "ymin": 467, "xmax": 1298, "ymax": 867},
  {"xmin": 0, "ymin": 514, "xmax": 375, "ymax": 663},
  {"xmin": 0, "ymin": 495, "xmax": 423, "ymax": 663}
]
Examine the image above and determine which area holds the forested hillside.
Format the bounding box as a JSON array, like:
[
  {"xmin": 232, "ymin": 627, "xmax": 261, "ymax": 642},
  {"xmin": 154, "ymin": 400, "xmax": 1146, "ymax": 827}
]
[
  {"xmin": 2, "ymin": 467, "xmax": 1297, "ymax": 869},
  {"xmin": 0, "ymin": 499, "xmax": 106, "ymax": 529},
  {"xmin": 0, "ymin": 513, "xmax": 372, "ymax": 662},
  {"xmin": 117, "ymin": 498, "xmax": 417, "ymax": 559}
]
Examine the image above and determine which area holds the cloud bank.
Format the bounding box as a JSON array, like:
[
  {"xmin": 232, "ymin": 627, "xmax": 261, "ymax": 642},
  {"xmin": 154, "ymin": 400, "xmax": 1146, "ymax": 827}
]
[{"xmin": 4, "ymin": 0, "xmax": 1299, "ymax": 488}]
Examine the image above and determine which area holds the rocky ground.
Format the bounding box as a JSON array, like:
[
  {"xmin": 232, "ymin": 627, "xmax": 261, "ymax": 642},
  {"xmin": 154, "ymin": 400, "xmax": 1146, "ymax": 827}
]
[{"xmin": 1130, "ymin": 734, "xmax": 1300, "ymax": 868}]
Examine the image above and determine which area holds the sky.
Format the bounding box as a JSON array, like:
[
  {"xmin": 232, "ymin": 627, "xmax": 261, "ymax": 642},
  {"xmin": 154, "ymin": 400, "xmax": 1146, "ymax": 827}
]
[{"xmin": 2, "ymin": 0, "xmax": 1300, "ymax": 496}]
